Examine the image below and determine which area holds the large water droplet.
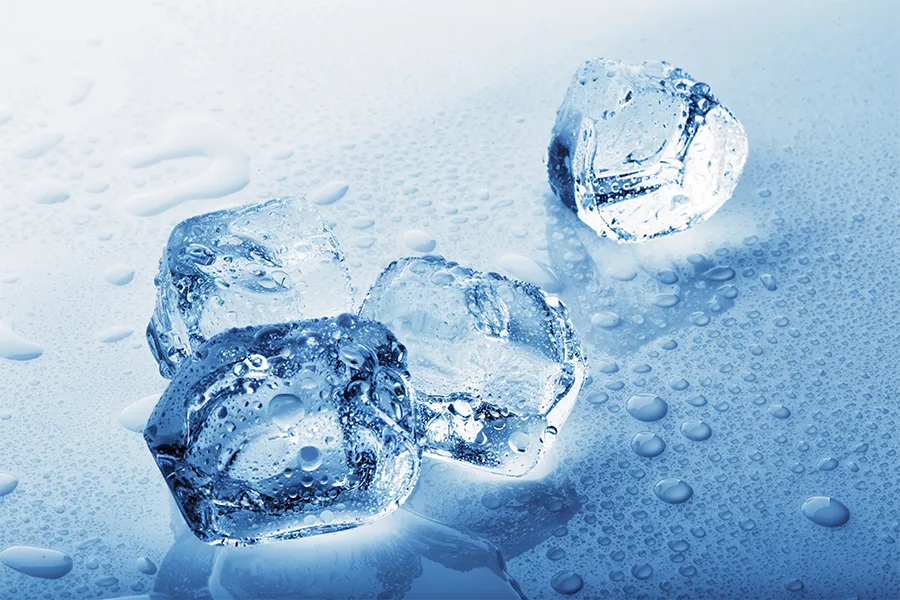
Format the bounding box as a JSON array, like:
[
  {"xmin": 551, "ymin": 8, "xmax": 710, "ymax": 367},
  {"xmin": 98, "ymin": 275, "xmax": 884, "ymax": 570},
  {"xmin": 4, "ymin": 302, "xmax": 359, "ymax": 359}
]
[
  {"xmin": 402, "ymin": 229, "xmax": 437, "ymax": 253},
  {"xmin": 654, "ymin": 477, "xmax": 693, "ymax": 504},
  {"xmin": 499, "ymin": 254, "xmax": 564, "ymax": 293},
  {"xmin": 631, "ymin": 431, "xmax": 666, "ymax": 457},
  {"xmin": 680, "ymin": 420, "xmax": 712, "ymax": 441},
  {"xmin": 268, "ymin": 394, "xmax": 306, "ymax": 429},
  {"xmin": 310, "ymin": 180, "xmax": 350, "ymax": 205},
  {"xmin": 0, "ymin": 546, "xmax": 73, "ymax": 579},
  {"xmin": 801, "ymin": 496, "xmax": 849, "ymax": 527},
  {"xmin": 0, "ymin": 474, "xmax": 18, "ymax": 497},
  {"xmin": 626, "ymin": 394, "xmax": 668, "ymax": 422},
  {"xmin": 118, "ymin": 394, "xmax": 162, "ymax": 433},
  {"xmin": 0, "ymin": 321, "xmax": 43, "ymax": 361},
  {"xmin": 550, "ymin": 570, "xmax": 584, "ymax": 594}
]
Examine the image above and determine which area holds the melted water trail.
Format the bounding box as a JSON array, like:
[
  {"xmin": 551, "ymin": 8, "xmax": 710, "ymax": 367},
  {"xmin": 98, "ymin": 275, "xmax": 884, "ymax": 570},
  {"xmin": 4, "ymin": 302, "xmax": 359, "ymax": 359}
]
[{"xmin": 123, "ymin": 116, "xmax": 250, "ymax": 216}]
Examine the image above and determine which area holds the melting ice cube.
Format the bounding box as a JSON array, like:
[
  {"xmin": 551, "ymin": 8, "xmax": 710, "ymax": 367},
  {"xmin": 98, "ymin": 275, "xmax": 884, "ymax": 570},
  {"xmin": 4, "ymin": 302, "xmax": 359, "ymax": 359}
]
[
  {"xmin": 359, "ymin": 256, "xmax": 585, "ymax": 477},
  {"xmin": 143, "ymin": 314, "xmax": 419, "ymax": 545},
  {"xmin": 146, "ymin": 197, "xmax": 353, "ymax": 378},
  {"xmin": 548, "ymin": 59, "xmax": 748, "ymax": 242}
]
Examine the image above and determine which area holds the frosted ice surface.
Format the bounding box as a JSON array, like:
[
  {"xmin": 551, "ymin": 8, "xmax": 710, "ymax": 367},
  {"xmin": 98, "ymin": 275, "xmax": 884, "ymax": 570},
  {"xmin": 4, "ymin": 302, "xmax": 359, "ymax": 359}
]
[
  {"xmin": 548, "ymin": 59, "xmax": 748, "ymax": 242},
  {"xmin": 143, "ymin": 314, "xmax": 419, "ymax": 545},
  {"xmin": 146, "ymin": 197, "xmax": 353, "ymax": 378},
  {"xmin": 359, "ymin": 256, "xmax": 585, "ymax": 476}
]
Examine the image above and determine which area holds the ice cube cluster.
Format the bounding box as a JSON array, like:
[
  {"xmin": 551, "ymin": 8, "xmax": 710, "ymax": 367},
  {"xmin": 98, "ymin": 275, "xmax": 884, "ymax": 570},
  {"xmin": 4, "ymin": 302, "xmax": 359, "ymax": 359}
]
[
  {"xmin": 548, "ymin": 59, "xmax": 748, "ymax": 242},
  {"xmin": 141, "ymin": 58, "xmax": 746, "ymax": 545}
]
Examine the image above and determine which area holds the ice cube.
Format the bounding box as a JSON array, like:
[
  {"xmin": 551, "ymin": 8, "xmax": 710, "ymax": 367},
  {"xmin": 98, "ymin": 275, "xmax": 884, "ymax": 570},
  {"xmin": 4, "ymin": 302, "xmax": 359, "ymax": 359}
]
[
  {"xmin": 147, "ymin": 197, "xmax": 353, "ymax": 378},
  {"xmin": 547, "ymin": 59, "xmax": 748, "ymax": 242},
  {"xmin": 143, "ymin": 314, "xmax": 419, "ymax": 545},
  {"xmin": 359, "ymin": 256, "xmax": 585, "ymax": 477}
]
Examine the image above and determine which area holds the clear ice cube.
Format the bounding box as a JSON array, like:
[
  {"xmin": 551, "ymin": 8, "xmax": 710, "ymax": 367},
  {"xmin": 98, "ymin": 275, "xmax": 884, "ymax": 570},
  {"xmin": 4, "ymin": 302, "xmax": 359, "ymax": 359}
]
[
  {"xmin": 547, "ymin": 59, "xmax": 749, "ymax": 242},
  {"xmin": 359, "ymin": 256, "xmax": 585, "ymax": 477},
  {"xmin": 143, "ymin": 314, "xmax": 419, "ymax": 545},
  {"xmin": 147, "ymin": 197, "xmax": 353, "ymax": 378}
]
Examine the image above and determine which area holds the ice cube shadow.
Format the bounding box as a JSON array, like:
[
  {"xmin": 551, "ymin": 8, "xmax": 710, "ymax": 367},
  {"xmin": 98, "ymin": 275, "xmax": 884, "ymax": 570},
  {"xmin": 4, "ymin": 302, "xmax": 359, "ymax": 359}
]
[{"xmin": 543, "ymin": 195, "xmax": 764, "ymax": 361}]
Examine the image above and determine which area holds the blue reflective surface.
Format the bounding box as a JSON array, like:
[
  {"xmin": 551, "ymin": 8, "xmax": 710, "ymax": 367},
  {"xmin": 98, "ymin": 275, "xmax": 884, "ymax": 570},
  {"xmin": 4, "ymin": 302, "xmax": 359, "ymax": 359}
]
[{"xmin": 0, "ymin": 1, "xmax": 896, "ymax": 598}]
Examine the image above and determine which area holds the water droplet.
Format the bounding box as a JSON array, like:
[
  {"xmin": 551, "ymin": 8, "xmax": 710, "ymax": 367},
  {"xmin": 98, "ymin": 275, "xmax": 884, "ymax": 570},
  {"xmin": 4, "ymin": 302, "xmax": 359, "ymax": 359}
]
[
  {"xmin": 686, "ymin": 394, "xmax": 707, "ymax": 407},
  {"xmin": 631, "ymin": 432, "xmax": 666, "ymax": 457},
  {"xmin": 0, "ymin": 474, "xmax": 19, "ymax": 497},
  {"xmin": 703, "ymin": 266, "xmax": 735, "ymax": 281},
  {"xmin": 651, "ymin": 293, "xmax": 680, "ymax": 308},
  {"xmin": 299, "ymin": 446, "xmax": 322, "ymax": 471},
  {"xmin": 118, "ymin": 394, "xmax": 162, "ymax": 433},
  {"xmin": 135, "ymin": 556, "xmax": 157, "ymax": 575},
  {"xmin": 0, "ymin": 546, "xmax": 73, "ymax": 579},
  {"xmin": 656, "ymin": 269, "xmax": 679, "ymax": 284},
  {"xmin": 768, "ymin": 404, "xmax": 791, "ymax": 419},
  {"xmin": 508, "ymin": 431, "xmax": 531, "ymax": 453},
  {"xmin": 596, "ymin": 360, "xmax": 619, "ymax": 374},
  {"xmin": 654, "ymin": 477, "xmax": 693, "ymax": 504},
  {"xmin": 759, "ymin": 273, "xmax": 778, "ymax": 291},
  {"xmin": 499, "ymin": 254, "xmax": 564, "ymax": 293},
  {"xmin": 97, "ymin": 326, "xmax": 133, "ymax": 343},
  {"xmin": 591, "ymin": 312, "xmax": 621, "ymax": 328},
  {"xmin": 26, "ymin": 180, "xmax": 70, "ymax": 205},
  {"xmin": 268, "ymin": 394, "xmax": 306, "ymax": 429},
  {"xmin": 586, "ymin": 391, "xmax": 608, "ymax": 405},
  {"xmin": 15, "ymin": 132, "xmax": 64, "ymax": 159},
  {"xmin": 0, "ymin": 321, "xmax": 43, "ymax": 361},
  {"xmin": 669, "ymin": 377, "xmax": 689, "ymax": 390},
  {"xmin": 66, "ymin": 74, "xmax": 94, "ymax": 105},
  {"xmin": 626, "ymin": 394, "xmax": 668, "ymax": 422},
  {"xmin": 104, "ymin": 263, "xmax": 135, "ymax": 286},
  {"xmin": 680, "ymin": 420, "xmax": 712, "ymax": 441},
  {"xmin": 310, "ymin": 180, "xmax": 350, "ymax": 206},
  {"xmin": 402, "ymin": 230, "xmax": 437, "ymax": 253},
  {"xmin": 550, "ymin": 571, "xmax": 584, "ymax": 595},
  {"xmin": 817, "ymin": 457, "xmax": 839, "ymax": 471},
  {"xmin": 802, "ymin": 496, "xmax": 849, "ymax": 527},
  {"xmin": 631, "ymin": 563, "xmax": 653, "ymax": 580}
]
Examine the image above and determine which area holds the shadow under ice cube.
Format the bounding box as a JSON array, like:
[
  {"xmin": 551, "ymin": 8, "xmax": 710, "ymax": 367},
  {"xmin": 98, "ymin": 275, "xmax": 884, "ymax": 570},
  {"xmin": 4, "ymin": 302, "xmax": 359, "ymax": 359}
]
[
  {"xmin": 548, "ymin": 59, "xmax": 749, "ymax": 242},
  {"xmin": 359, "ymin": 256, "xmax": 585, "ymax": 477},
  {"xmin": 143, "ymin": 314, "xmax": 419, "ymax": 545},
  {"xmin": 147, "ymin": 196, "xmax": 353, "ymax": 378}
]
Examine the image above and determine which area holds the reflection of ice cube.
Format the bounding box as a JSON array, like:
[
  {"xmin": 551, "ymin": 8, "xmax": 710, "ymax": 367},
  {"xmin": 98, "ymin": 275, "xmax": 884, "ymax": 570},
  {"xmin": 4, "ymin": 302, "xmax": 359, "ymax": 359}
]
[
  {"xmin": 548, "ymin": 59, "xmax": 748, "ymax": 242},
  {"xmin": 143, "ymin": 314, "xmax": 419, "ymax": 545},
  {"xmin": 154, "ymin": 509, "xmax": 525, "ymax": 600},
  {"xmin": 360, "ymin": 256, "xmax": 585, "ymax": 477},
  {"xmin": 146, "ymin": 197, "xmax": 353, "ymax": 378}
]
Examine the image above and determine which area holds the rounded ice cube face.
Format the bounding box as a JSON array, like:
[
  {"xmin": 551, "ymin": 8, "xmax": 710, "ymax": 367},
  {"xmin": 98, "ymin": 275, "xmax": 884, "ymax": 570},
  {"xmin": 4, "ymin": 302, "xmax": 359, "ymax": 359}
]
[
  {"xmin": 147, "ymin": 197, "xmax": 353, "ymax": 378},
  {"xmin": 359, "ymin": 256, "xmax": 585, "ymax": 477},
  {"xmin": 548, "ymin": 59, "xmax": 749, "ymax": 243},
  {"xmin": 143, "ymin": 314, "xmax": 419, "ymax": 545}
]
